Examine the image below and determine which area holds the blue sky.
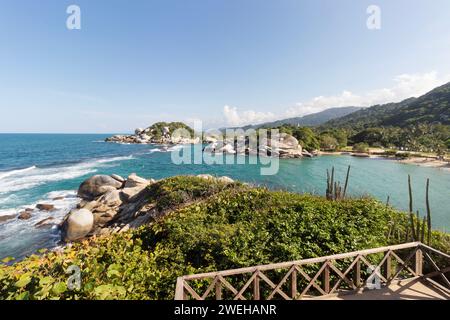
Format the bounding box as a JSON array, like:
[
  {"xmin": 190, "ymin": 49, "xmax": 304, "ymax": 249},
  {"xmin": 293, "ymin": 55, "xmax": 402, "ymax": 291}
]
[{"xmin": 1, "ymin": 0, "xmax": 450, "ymax": 133}]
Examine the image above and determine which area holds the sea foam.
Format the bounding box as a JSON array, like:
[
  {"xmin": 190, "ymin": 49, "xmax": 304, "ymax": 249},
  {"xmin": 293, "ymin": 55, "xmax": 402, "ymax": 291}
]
[{"xmin": 0, "ymin": 156, "xmax": 133, "ymax": 194}]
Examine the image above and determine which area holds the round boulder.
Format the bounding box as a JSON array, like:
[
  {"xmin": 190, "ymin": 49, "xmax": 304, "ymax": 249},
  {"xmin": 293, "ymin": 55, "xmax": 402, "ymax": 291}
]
[
  {"xmin": 61, "ymin": 209, "xmax": 94, "ymax": 242},
  {"xmin": 77, "ymin": 175, "xmax": 123, "ymax": 200}
]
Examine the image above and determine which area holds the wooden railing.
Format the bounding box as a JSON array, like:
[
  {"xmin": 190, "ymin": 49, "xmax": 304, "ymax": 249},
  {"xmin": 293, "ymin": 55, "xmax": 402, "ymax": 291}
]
[{"xmin": 175, "ymin": 242, "xmax": 450, "ymax": 300}]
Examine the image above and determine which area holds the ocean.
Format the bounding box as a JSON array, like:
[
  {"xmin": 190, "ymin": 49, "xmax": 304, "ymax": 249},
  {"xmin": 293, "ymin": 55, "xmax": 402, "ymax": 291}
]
[{"xmin": 0, "ymin": 133, "xmax": 449, "ymax": 260}]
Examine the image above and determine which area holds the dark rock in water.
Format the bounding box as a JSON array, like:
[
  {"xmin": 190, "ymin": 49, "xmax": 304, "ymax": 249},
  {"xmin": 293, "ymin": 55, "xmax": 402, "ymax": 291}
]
[
  {"xmin": 18, "ymin": 211, "xmax": 32, "ymax": 220},
  {"xmin": 0, "ymin": 214, "xmax": 17, "ymax": 223},
  {"xmin": 77, "ymin": 175, "xmax": 123, "ymax": 200},
  {"xmin": 36, "ymin": 204, "xmax": 55, "ymax": 211},
  {"xmin": 34, "ymin": 217, "xmax": 55, "ymax": 228},
  {"xmin": 53, "ymin": 196, "xmax": 65, "ymax": 201}
]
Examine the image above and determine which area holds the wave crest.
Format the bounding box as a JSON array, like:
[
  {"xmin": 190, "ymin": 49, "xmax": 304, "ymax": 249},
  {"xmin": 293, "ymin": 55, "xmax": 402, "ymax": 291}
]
[{"xmin": 0, "ymin": 156, "xmax": 133, "ymax": 194}]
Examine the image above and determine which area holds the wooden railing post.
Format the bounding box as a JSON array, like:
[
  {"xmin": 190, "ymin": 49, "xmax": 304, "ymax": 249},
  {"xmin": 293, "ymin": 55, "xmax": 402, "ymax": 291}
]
[
  {"xmin": 253, "ymin": 272, "xmax": 260, "ymax": 300},
  {"xmin": 323, "ymin": 261, "xmax": 330, "ymax": 294},
  {"xmin": 384, "ymin": 252, "xmax": 392, "ymax": 281},
  {"xmin": 215, "ymin": 277, "xmax": 222, "ymax": 300},
  {"xmin": 175, "ymin": 277, "xmax": 186, "ymax": 300},
  {"xmin": 291, "ymin": 267, "xmax": 297, "ymax": 299},
  {"xmin": 415, "ymin": 248, "xmax": 423, "ymax": 276},
  {"xmin": 354, "ymin": 257, "xmax": 361, "ymax": 288}
]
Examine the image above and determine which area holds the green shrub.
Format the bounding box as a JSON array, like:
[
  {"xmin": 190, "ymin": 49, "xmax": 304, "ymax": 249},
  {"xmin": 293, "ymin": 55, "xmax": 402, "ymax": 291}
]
[
  {"xmin": 353, "ymin": 142, "xmax": 369, "ymax": 153},
  {"xmin": 1, "ymin": 176, "xmax": 449, "ymax": 300}
]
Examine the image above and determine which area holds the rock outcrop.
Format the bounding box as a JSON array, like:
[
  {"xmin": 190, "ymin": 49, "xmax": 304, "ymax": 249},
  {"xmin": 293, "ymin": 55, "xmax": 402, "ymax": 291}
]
[
  {"xmin": 203, "ymin": 133, "xmax": 304, "ymax": 159},
  {"xmin": 105, "ymin": 122, "xmax": 198, "ymax": 145},
  {"xmin": 61, "ymin": 173, "xmax": 235, "ymax": 242},
  {"xmin": 77, "ymin": 175, "xmax": 123, "ymax": 200},
  {"xmin": 61, "ymin": 173, "xmax": 154, "ymax": 241}
]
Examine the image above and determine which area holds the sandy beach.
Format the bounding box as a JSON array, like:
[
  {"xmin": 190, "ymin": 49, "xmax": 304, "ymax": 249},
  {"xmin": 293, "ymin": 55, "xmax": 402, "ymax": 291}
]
[
  {"xmin": 397, "ymin": 157, "xmax": 450, "ymax": 169},
  {"xmin": 317, "ymin": 151, "xmax": 450, "ymax": 170}
]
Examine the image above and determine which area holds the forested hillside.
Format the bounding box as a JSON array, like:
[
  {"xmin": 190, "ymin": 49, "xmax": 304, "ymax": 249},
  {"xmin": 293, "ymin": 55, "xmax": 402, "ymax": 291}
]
[{"xmin": 323, "ymin": 82, "xmax": 450, "ymax": 129}]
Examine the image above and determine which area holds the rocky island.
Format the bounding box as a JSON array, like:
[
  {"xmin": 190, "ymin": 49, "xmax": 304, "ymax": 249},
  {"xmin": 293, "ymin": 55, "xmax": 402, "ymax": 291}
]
[
  {"xmin": 106, "ymin": 121, "xmax": 310, "ymax": 158},
  {"xmin": 105, "ymin": 122, "xmax": 199, "ymax": 145}
]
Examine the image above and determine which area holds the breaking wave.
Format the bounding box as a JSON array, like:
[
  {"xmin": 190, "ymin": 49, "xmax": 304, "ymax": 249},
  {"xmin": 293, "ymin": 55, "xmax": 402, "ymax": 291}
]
[{"xmin": 0, "ymin": 156, "xmax": 133, "ymax": 194}]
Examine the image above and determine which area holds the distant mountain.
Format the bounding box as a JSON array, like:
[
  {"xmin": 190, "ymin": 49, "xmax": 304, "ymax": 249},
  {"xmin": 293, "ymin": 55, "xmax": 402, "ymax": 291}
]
[
  {"xmin": 322, "ymin": 82, "xmax": 450, "ymax": 129},
  {"xmin": 228, "ymin": 106, "xmax": 362, "ymax": 131}
]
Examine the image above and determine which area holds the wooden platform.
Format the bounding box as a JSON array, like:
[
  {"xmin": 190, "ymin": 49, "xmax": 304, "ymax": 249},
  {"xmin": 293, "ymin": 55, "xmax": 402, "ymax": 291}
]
[
  {"xmin": 175, "ymin": 242, "xmax": 450, "ymax": 300},
  {"xmin": 316, "ymin": 278, "xmax": 450, "ymax": 300}
]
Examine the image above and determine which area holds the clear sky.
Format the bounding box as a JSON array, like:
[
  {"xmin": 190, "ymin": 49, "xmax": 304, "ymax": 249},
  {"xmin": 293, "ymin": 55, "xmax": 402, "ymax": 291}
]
[{"xmin": 1, "ymin": 0, "xmax": 450, "ymax": 133}]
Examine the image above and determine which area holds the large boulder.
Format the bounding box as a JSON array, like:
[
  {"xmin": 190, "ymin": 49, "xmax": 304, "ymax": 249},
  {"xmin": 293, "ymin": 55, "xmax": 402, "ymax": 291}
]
[
  {"xmin": 77, "ymin": 175, "xmax": 123, "ymax": 200},
  {"xmin": 219, "ymin": 144, "xmax": 236, "ymax": 154},
  {"xmin": 124, "ymin": 173, "xmax": 149, "ymax": 188},
  {"xmin": 99, "ymin": 189, "xmax": 123, "ymax": 207},
  {"xmin": 121, "ymin": 185, "xmax": 148, "ymax": 202},
  {"xmin": 61, "ymin": 209, "xmax": 94, "ymax": 242},
  {"xmin": 278, "ymin": 133, "xmax": 299, "ymax": 149}
]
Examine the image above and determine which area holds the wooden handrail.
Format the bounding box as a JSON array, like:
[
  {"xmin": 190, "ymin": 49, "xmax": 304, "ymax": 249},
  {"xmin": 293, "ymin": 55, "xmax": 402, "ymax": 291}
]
[
  {"xmin": 181, "ymin": 242, "xmax": 421, "ymax": 281},
  {"xmin": 175, "ymin": 242, "xmax": 449, "ymax": 300}
]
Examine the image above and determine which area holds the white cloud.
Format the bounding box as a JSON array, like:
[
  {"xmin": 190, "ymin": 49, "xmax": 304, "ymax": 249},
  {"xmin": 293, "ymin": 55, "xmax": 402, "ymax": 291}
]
[
  {"xmin": 223, "ymin": 105, "xmax": 276, "ymax": 127},
  {"xmin": 222, "ymin": 71, "xmax": 450, "ymax": 127}
]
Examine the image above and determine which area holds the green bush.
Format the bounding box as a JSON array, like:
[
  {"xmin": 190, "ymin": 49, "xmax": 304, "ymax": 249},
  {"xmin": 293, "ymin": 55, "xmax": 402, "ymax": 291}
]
[
  {"xmin": 353, "ymin": 142, "xmax": 369, "ymax": 153},
  {"xmin": 1, "ymin": 176, "xmax": 449, "ymax": 300}
]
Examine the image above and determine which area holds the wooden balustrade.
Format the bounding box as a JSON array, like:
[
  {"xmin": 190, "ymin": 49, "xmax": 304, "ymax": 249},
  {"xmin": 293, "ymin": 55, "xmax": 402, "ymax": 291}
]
[{"xmin": 174, "ymin": 242, "xmax": 450, "ymax": 300}]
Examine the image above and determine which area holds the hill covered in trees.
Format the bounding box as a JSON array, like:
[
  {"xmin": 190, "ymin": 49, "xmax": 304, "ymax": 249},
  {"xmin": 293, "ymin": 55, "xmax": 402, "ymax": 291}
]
[
  {"xmin": 261, "ymin": 82, "xmax": 450, "ymax": 153},
  {"xmin": 255, "ymin": 106, "xmax": 362, "ymax": 128},
  {"xmin": 323, "ymin": 82, "xmax": 450, "ymax": 129},
  {"xmin": 227, "ymin": 106, "xmax": 362, "ymax": 131}
]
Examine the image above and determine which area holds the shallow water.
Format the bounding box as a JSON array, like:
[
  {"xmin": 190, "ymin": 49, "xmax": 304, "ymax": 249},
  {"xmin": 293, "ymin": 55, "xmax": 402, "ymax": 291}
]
[{"xmin": 0, "ymin": 134, "xmax": 449, "ymax": 260}]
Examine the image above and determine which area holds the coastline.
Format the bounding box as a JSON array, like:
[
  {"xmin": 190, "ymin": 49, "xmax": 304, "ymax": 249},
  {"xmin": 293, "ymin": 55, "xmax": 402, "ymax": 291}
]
[{"xmin": 318, "ymin": 151, "xmax": 450, "ymax": 170}]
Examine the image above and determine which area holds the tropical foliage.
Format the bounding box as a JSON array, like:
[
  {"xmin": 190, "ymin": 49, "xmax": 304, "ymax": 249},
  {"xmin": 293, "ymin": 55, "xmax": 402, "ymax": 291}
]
[{"xmin": 1, "ymin": 176, "xmax": 449, "ymax": 300}]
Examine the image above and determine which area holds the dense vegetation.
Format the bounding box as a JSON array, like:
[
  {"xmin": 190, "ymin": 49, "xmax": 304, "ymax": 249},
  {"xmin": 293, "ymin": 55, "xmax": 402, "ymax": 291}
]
[
  {"xmin": 148, "ymin": 121, "xmax": 194, "ymax": 140},
  {"xmin": 325, "ymin": 83, "xmax": 450, "ymax": 129},
  {"xmin": 319, "ymin": 83, "xmax": 450, "ymax": 152},
  {"xmin": 234, "ymin": 107, "xmax": 361, "ymax": 130},
  {"xmin": 245, "ymin": 83, "xmax": 450, "ymax": 153},
  {"xmin": 1, "ymin": 176, "xmax": 449, "ymax": 300}
]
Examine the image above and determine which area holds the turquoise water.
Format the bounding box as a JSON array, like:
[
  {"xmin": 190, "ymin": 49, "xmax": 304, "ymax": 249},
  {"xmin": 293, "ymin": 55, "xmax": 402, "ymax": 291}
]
[{"xmin": 0, "ymin": 134, "xmax": 449, "ymax": 260}]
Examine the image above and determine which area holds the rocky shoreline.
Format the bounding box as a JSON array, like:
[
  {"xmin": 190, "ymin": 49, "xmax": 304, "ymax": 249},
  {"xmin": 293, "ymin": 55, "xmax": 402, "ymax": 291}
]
[
  {"xmin": 105, "ymin": 122, "xmax": 312, "ymax": 159},
  {"xmin": 59, "ymin": 173, "xmax": 235, "ymax": 242}
]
